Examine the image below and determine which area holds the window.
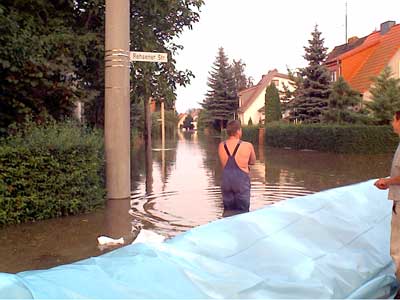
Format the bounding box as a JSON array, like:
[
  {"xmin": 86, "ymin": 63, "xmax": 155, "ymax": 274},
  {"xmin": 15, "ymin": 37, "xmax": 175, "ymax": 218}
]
[{"xmin": 331, "ymin": 71, "xmax": 337, "ymax": 82}]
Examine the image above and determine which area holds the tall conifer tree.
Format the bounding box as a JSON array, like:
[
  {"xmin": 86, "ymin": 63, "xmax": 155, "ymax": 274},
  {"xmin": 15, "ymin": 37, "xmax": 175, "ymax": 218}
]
[
  {"xmin": 323, "ymin": 76, "xmax": 361, "ymax": 124},
  {"xmin": 365, "ymin": 67, "xmax": 400, "ymax": 125},
  {"xmin": 231, "ymin": 59, "xmax": 249, "ymax": 93},
  {"xmin": 201, "ymin": 47, "xmax": 237, "ymax": 130},
  {"xmin": 291, "ymin": 25, "xmax": 331, "ymax": 123},
  {"xmin": 265, "ymin": 83, "xmax": 282, "ymax": 123}
]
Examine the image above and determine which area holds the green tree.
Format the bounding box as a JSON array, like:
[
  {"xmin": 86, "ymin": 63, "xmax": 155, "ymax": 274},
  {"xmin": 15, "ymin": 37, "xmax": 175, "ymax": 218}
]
[
  {"xmin": 151, "ymin": 110, "xmax": 178, "ymax": 138},
  {"xmin": 182, "ymin": 114, "xmax": 194, "ymax": 130},
  {"xmin": 365, "ymin": 67, "xmax": 400, "ymax": 125},
  {"xmin": 281, "ymin": 68, "xmax": 302, "ymax": 119},
  {"xmin": 323, "ymin": 76, "xmax": 362, "ymax": 124},
  {"xmin": 290, "ymin": 25, "xmax": 331, "ymax": 123},
  {"xmin": 231, "ymin": 59, "xmax": 251, "ymax": 93},
  {"xmin": 88, "ymin": 0, "xmax": 204, "ymax": 128},
  {"xmin": 0, "ymin": 0, "xmax": 204, "ymax": 132},
  {"xmin": 230, "ymin": 58, "xmax": 252, "ymax": 123},
  {"xmin": 196, "ymin": 108, "xmax": 210, "ymax": 131},
  {"xmin": 201, "ymin": 47, "xmax": 237, "ymax": 131},
  {"xmin": 0, "ymin": 1, "xmax": 100, "ymax": 133},
  {"xmin": 265, "ymin": 83, "xmax": 282, "ymax": 123},
  {"xmin": 247, "ymin": 76, "xmax": 254, "ymax": 88}
]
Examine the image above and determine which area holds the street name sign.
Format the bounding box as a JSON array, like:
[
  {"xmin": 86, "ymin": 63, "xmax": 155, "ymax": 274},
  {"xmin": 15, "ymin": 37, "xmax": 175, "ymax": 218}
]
[{"xmin": 130, "ymin": 51, "xmax": 168, "ymax": 63}]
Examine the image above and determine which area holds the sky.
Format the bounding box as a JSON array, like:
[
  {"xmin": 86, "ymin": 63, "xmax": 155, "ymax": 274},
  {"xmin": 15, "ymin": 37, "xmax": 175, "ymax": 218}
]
[{"xmin": 173, "ymin": 0, "xmax": 400, "ymax": 113}]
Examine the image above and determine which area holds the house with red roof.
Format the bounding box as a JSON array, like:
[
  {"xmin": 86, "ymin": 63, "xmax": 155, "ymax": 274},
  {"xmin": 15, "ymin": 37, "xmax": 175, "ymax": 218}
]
[
  {"xmin": 238, "ymin": 69, "xmax": 294, "ymax": 125},
  {"xmin": 177, "ymin": 113, "xmax": 187, "ymax": 129},
  {"xmin": 325, "ymin": 21, "xmax": 400, "ymax": 101},
  {"xmin": 177, "ymin": 109, "xmax": 200, "ymax": 130}
]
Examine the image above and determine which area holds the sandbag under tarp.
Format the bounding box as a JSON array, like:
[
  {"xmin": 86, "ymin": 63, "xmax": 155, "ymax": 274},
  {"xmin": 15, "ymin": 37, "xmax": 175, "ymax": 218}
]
[{"xmin": 0, "ymin": 180, "xmax": 398, "ymax": 298}]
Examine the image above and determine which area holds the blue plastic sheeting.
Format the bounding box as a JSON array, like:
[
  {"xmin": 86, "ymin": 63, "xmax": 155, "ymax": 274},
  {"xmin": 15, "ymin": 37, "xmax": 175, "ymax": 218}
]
[{"xmin": 0, "ymin": 180, "xmax": 399, "ymax": 298}]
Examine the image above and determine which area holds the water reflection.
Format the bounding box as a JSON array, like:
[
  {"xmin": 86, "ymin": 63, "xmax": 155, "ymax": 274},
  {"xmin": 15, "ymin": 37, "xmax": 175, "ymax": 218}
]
[
  {"xmin": 0, "ymin": 134, "xmax": 393, "ymax": 273},
  {"xmin": 263, "ymin": 147, "xmax": 392, "ymax": 191},
  {"xmin": 104, "ymin": 198, "xmax": 135, "ymax": 244},
  {"xmin": 144, "ymin": 140, "xmax": 153, "ymax": 194}
]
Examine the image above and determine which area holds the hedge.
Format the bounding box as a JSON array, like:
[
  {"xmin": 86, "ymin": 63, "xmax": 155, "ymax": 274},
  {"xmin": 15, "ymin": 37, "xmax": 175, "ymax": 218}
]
[
  {"xmin": 242, "ymin": 125, "xmax": 259, "ymax": 144},
  {"xmin": 0, "ymin": 122, "xmax": 105, "ymax": 225},
  {"xmin": 265, "ymin": 123, "xmax": 399, "ymax": 154}
]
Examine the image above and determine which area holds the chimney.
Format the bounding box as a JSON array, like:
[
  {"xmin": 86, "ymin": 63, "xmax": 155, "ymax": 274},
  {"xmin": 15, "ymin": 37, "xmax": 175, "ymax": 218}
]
[
  {"xmin": 380, "ymin": 21, "xmax": 396, "ymax": 35},
  {"xmin": 348, "ymin": 36, "xmax": 359, "ymax": 44}
]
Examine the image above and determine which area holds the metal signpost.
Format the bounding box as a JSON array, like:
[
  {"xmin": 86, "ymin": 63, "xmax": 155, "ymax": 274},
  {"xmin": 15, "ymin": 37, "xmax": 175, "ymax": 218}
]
[
  {"xmin": 130, "ymin": 50, "xmax": 168, "ymax": 150},
  {"xmin": 130, "ymin": 51, "xmax": 168, "ymax": 194}
]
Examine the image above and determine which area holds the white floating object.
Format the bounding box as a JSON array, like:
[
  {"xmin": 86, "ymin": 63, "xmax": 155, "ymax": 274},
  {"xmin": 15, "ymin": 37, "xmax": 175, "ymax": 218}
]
[
  {"xmin": 132, "ymin": 229, "xmax": 165, "ymax": 245},
  {"xmin": 97, "ymin": 236, "xmax": 124, "ymax": 246},
  {"xmin": 151, "ymin": 148, "xmax": 175, "ymax": 151}
]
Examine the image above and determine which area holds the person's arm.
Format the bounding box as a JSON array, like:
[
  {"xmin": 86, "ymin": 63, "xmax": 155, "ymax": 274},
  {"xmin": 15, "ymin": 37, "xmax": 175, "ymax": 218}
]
[
  {"xmin": 248, "ymin": 144, "xmax": 256, "ymax": 165},
  {"xmin": 375, "ymin": 176, "xmax": 400, "ymax": 190}
]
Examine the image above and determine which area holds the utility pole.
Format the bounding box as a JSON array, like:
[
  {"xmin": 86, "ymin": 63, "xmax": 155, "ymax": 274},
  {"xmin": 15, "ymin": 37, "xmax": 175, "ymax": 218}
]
[
  {"xmin": 144, "ymin": 97, "xmax": 153, "ymax": 195},
  {"xmin": 161, "ymin": 100, "xmax": 165, "ymax": 149},
  {"xmin": 129, "ymin": 52, "xmax": 167, "ymax": 196},
  {"xmin": 160, "ymin": 100, "xmax": 166, "ymax": 187},
  {"xmin": 144, "ymin": 97, "xmax": 152, "ymax": 147},
  {"xmin": 104, "ymin": 0, "xmax": 131, "ymax": 200},
  {"xmin": 345, "ymin": 1, "xmax": 348, "ymax": 44}
]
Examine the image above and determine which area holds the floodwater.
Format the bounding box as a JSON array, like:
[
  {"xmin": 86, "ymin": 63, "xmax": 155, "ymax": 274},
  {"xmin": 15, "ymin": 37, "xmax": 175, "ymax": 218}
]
[{"xmin": 0, "ymin": 131, "xmax": 393, "ymax": 273}]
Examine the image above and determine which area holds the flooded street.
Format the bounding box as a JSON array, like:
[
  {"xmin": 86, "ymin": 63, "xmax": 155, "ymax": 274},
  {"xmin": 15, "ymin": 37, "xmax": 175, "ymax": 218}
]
[{"xmin": 0, "ymin": 132, "xmax": 393, "ymax": 273}]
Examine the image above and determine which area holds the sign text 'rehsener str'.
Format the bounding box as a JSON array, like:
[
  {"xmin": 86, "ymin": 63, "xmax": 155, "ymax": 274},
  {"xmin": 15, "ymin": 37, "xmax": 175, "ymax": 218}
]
[{"xmin": 130, "ymin": 51, "xmax": 168, "ymax": 63}]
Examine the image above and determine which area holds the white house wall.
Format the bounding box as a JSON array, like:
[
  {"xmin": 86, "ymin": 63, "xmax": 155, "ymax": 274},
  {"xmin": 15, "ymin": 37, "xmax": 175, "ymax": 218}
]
[
  {"xmin": 242, "ymin": 76, "xmax": 294, "ymax": 125},
  {"xmin": 243, "ymin": 87, "xmax": 266, "ymax": 125}
]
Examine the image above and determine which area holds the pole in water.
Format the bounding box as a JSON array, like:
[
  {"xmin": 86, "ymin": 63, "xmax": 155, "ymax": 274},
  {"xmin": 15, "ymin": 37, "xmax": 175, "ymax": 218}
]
[
  {"xmin": 104, "ymin": 0, "xmax": 131, "ymax": 199},
  {"xmin": 161, "ymin": 100, "xmax": 165, "ymax": 150},
  {"xmin": 144, "ymin": 97, "xmax": 153, "ymax": 194},
  {"xmin": 345, "ymin": 1, "xmax": 348, "ymax": 44}
]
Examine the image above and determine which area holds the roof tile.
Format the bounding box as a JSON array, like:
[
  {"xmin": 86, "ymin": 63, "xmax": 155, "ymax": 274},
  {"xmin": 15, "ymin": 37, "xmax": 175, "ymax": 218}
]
[{"xmin": 327, "ymin": 23, "xmax": 400, "ymax": 93}]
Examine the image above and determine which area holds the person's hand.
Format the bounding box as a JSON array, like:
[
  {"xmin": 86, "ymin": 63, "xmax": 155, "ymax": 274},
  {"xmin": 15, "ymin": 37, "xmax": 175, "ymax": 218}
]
[{"xmin": 374, "ymin": 178, "xmax": 389, "ymax": 190}]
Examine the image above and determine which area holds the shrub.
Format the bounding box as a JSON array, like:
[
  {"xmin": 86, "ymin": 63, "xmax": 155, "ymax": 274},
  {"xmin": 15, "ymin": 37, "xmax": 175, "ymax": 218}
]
[
  {"xmin": 242, "ymin": 125, "xmax": 259, "ymax": 144},
  {"xmin": 265, "ymin": 83, "xmax": 282, "ymax": 123},
  {"xmin": 265, "ymin": 123, "xmax": 398, "ymax": 153},
  {"xmin": 0, "ymin": 121, "xmax": 105, "ymax": 225}
]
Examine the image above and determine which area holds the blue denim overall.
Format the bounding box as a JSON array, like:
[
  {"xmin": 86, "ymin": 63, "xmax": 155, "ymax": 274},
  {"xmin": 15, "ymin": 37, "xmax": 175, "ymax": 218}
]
[{"xmin": 221, "ymin": 141, "xmax": 251, "ymax": 212}]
